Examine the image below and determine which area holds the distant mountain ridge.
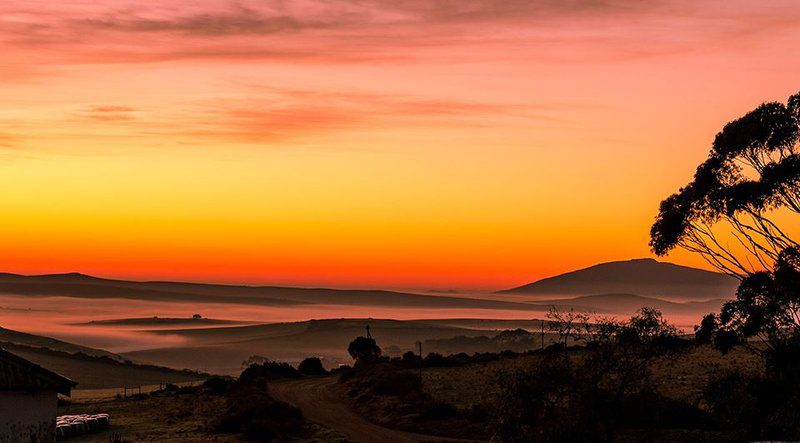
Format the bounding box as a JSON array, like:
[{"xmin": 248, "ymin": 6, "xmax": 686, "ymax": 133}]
[
  {"xmin": 0, "ymin": 272, "xmax": 546, "ymax": 311},
  {"xmin": 501, "ymin": 258, "xmax": 739, "ymax": 300}
]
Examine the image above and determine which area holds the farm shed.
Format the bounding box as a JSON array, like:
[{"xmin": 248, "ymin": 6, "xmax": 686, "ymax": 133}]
[{"xmin": 0, "ymin": 347, "xmax": 77, "ymax": 443}]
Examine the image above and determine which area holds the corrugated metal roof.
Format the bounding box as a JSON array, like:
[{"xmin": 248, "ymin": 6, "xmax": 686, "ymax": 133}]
[{"xmin": 0, "ymin": 347, "xmax": 77, "ymax": 396}]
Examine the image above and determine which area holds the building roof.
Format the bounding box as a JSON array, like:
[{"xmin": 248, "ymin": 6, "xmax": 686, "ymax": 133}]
[{"xmin": 0, "ymin": 347, "xmax": 77, "ymax": 396}]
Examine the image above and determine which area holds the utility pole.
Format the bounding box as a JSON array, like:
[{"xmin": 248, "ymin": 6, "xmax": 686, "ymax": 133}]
[
  {"xmin": 416, "ymin": 341, "xmax": 423, "ymax": 380},
  {"xmin": 541, "ymin": 319, "xmax": 545, "ymax": 350},
  {"xmin": 365, "ymin": 324, "xmax": 371, "ymax": 338}
]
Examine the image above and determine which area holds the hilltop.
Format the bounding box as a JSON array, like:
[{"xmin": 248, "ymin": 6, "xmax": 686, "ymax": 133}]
[{"xmin": 501, "ymin": 258, "xmax": 738, "ymax": 300}]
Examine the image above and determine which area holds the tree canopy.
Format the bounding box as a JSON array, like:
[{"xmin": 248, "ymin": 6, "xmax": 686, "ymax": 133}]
[
  {"xmin": 347, "ymin": 336, "xmax": 381, "ymax": 365},
  {"xmin": 651, "ymin": 92, "xmax": 800, "ymax": 276},
  {"xmin": 651, "ymin": 91, "xmax": 800, "ymax": 359}
]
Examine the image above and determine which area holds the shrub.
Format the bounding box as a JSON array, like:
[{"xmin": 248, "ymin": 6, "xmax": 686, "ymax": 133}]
[
  {"xmin": 239, "ymin": 361, "xmax": 301, "ymax": 383},
  {"xmin": 348, "ymin": 336, "xmax": 382, "ymax": 365},
  {"xmin": 202, "ymin": 376, "xmax": 235, "ymax": 394},
  {"xmin": 704, "ymin": 369, "xmax": 800, "ymax": 440},
  {"xmin": 298, "ymin": 357, "xmax": 327, "ymax": 376},
  {"xmin": 211, "ymin": 384, "xmax": 304, "ymax": 440},
  {"xmin": 211, "ymin": 364, "xmax": 305, "ymax": 441}
]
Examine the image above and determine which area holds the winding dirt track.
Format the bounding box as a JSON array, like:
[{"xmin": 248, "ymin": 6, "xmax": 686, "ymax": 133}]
[{"xmin": 270, "ymin": 377, "xmax": 461, "ymax": 442}]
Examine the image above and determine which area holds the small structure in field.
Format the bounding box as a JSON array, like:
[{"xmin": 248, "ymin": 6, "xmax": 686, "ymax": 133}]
[{"xmin": 0, "ymin": 347, "xmax": 77, "ymax": 443}]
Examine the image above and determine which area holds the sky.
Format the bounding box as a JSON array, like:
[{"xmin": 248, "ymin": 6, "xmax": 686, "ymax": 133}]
[{"xmin": 1, "ymin": 0, "xmax": 799, "ymax": 291}]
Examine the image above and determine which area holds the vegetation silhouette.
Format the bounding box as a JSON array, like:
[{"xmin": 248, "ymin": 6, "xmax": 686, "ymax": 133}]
[
  {"xmin": 297, "ymin": 357, "xmax": 327, "ymax": 376},
  {"xmin": 652, "ymin": 90, "xmax": 800, "ymax": 440},
  {"xmin": 495, "ymin": 307, "xmax": 691, "ymax": 442},
  {"xmin": 347, "ymin": 336, "xmax": 382, "ymax": 365},
  {"xmin": 210, "ymin": 361, "xmax": 304, "ymax": 441}
]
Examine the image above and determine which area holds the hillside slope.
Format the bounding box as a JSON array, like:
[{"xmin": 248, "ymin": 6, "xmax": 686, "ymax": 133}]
[
  {"xmin": 0, "ymin": 272, "xmax": 544, "ymax": 311},
  {"xmin": 2, "ymin": 342, "xmax": 204, "ymax": 389},
  {"xmin": 0, "ymin": 326, "xmax": 121, "ymax": 360},
  {"xmin": 502, "ymin": 258, "xmax": 738, "ymax": 299},
  {"xmin": 125, "ymin": 318, "xmax": 492, "ymax": 374},
  {"xmin": 0, "ymin": 327, "xmax": 204, "ymax": 388}
]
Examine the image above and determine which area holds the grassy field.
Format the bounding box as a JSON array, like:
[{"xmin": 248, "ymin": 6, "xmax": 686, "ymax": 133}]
[
  {"xmin": 69, "ymin": 381, "xmax": 204, "ymax": 401},
  {"xmin": 60, "ymin": 389, "xmax": 233, "ymax": 442},
  {"xmin": 60, "ymin": 383, "xmax": 345, "ymax": 442},
  {"xmin": 421, "ymin": 345, "xmax": 763, "ymax": 411}
]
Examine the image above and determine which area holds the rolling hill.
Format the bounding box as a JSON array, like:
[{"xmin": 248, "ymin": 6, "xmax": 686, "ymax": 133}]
[
  {"xmin": 0, "ymin": 326, "xmax": 122, "ymax": 360},
  {"xmin": 0, "ymin": 327, "xmax": 204, "ymax": 388},
  {"xmin": 75, "ymin": 317, "xmax": 252, "ymax": 328},
  {"xmin": 0, "ymin": 272, "xmax": 545, "ymax": 311},
  {"xmin": 124, "ymin": 318, "xmax": 496, "ymax": 374},
  {"xmin": 501, "ymin": 258, "xmax": 739, "ymax": 300}
]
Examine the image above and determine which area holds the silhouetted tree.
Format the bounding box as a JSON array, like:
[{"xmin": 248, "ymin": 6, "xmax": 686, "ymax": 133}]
[
  {"xmin": 546, "ymin": 307, "xmax": 591, "ymax": 346},
  {"xmin": 650, "ymin": 91, "xmax": 800, "ymax": 276},
  {"xmin": 695, "ymin": 313, "xmax": 717, "ymax": 344},
  {"xmin": 241, "ymin": 355, "xmax": 269, "ymax": 370},
  {"xmin": 298, "ymin": 357, "xmax": 326, "ymax": 375},
  {"xmin": 617, "ymin": 306, "xmax": 679, "ymax": 345},
  {"xmin": 651, "ymin": 91, "xmax": 800, "ymax": 358},
  {"xmin": 347, "ymin": 336, "xmax": 381, "ymax": 365}
]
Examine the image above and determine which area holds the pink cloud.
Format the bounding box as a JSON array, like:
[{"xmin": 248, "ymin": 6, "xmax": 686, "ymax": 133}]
[
  {"xmin": 2, "ymin": 0, "xmax": 799, "ymax": 68},
  {"xmin": 181, "ymin": 89, "xmax": 543, "ymax": 143},
  {"xmin": 82, "ymin": 106, "xmax": 138, "ymax": 122}
]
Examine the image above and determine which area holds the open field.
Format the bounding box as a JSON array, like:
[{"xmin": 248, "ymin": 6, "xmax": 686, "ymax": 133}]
[
  {"xmin": 59, "ymin": 389, "xmax": 235, "ymax": 442},
  {"xmin": 421, "ymin": 345, "xmax": 763, "ymax": 410},
  {"xmin": 70, "ymin": 381, "xmax": 204, "ymax": 402}
]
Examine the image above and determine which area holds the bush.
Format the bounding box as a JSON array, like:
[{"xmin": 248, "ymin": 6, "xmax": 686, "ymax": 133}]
[
  {"xmin": 401, "ymin": 351, "xmax": 420, "ymax": 367},
  {"xmin": 492, "ymin": 310, "xmax": 693, "ymax": 443},
  {"xmin": 348, "ymin": 336, "xmax": 382, "ymax": 365},
  {"xmin": 239, "ymin": 361, "xmax": 301, "ymax": 383},
  {"xmin": 704, "ymin": 369, "xmax": 800, "ymax": 440},
  {"xmin": 211, "ymin": 384, "xmax": 304, "ymax": 441},
  {"xmin": 202, "ymin": 376, "xmax": 235, "ymax": 394},
  {"xmin": 211, "ymin": 365, "xmax": 305, "ymax": 441},
  {"xmin": 298, "ymin": 357, "xmax": 327, "ymax": 376}
]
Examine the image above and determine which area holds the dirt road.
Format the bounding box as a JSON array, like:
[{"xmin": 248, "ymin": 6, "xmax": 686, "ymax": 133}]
[{"xmin": 270, "ymin": 377, "xmax": 460, "ymax": 442}]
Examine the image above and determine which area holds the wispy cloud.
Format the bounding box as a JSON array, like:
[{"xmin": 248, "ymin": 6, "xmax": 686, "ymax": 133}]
[
  {"xmin": 80, "ymin": 6, "xmax": 309, "ymax": 36},
  {"xmin": 83, "ymin": 106, "xmax": 138, "ymax": 122},
  {"xmin": 3, "ymin": 0, "xmax": 798, "ymax": 67},
  {"xmin": 182, "ymin": 88, "xmax": 550, "ymax": 144}
]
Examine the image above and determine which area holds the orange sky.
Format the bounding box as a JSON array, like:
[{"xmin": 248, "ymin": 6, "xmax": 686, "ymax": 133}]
[{"xmin": 1, "ymin": 0, "xmax": 800, "ymax": 290}]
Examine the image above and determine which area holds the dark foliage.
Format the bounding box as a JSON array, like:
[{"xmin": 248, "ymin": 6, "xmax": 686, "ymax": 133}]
[
  {"xmin": 347, "ymin": 336, "xmax": 382, "ymax": 365},
  {"xmin": 342, "ymin": 363, "xmax": 483, "ymax": 438},
  {"xmin": 201, "ymin": 376, "xmax": 235, "ymax": 394},
  {"xmin": 297, "ymin": 357, "xmax": 327, "ymax": 376},
  {"xmin": 493, "ymin": 308, "xmax": 694, "ymax": 442},
  {"xmin": 704, "ymin": 369, "xmax": 800, "ymax": 440},
  {"xmin": 694, "ymin": 313, "xmax": 717, "ymax": 344},
  {"xmin": 648, "ymin": 92, "xmax": 800, "ymax": 440},
  {"xmin": 650, "ymin": 92, "xmax": 800, "ymax": 263},
  {"xmin": 239, "ymin": 360, "xmax": 301, "ymax": 383},
  {"xmin": 210, "ymin": 365, "xmax": 304, "ymax": 441}
]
